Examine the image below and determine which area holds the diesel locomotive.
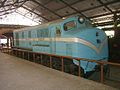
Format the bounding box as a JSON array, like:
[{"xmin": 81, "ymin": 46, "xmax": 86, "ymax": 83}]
[{"xmin": 13, "ymin": 16, "xmax": 108, "ymax": 74}]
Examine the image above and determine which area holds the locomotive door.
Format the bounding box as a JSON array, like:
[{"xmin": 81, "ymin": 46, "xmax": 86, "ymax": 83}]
[
  {"xmin": 49, "ymin": 26, "xmax": 56, "ymax": 54},
  {"xmin": 49, "ymin": 25, "xmax": 61, "ymax": 54}
]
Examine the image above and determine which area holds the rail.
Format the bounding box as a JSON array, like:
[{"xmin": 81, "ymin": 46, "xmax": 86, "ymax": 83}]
[{"xmin": 1, "ymin": 48, "xmax": 120, "ymax": 83}]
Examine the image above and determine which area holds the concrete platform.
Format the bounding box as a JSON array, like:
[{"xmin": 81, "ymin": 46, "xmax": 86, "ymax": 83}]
[{"xmin": 0, "ymin": 53, "xmax": 118, "ymax": 90}]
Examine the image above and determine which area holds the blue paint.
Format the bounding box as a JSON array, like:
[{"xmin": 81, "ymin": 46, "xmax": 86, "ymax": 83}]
[{"xmin": 13, "ymin": 16, "xmax": 108, "ymax": 73}]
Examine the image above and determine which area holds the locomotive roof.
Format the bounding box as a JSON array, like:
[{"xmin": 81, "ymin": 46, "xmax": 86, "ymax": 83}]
[
  {"xmin": 14, "ymin": 18, "xmax": 64, "ymax": 32},
  {"xmin": 14, "ymin": 15, "xmax": 79, "ymax": 32}
]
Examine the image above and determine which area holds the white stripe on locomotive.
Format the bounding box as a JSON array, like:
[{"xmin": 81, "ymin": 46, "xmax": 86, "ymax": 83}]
[{"xmin": 14, "ymin": 37, "xmax": 107, "ymax": 54}]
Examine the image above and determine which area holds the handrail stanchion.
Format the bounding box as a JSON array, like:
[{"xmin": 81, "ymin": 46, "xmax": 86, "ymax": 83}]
[
  {"xmin": 40, "ymin": 54, "xmax": 42, "ymax": 64},
  {"xmin": 12, "ymin": 49, "xmax": 14, "ymax": 55},
  {"xmin": 18, "ymin": 51, "xmax": 20, "ymax": 57},
  {"xmin": 8, "ymin": 48, "xmax": 10, "ymax": 54},
  {"xmin": 78, "ymin": 59, "xmax": 81, "ymax": 77},
  {"xmin": 16, "ymin": 50, "xmax": 19, "ymax": 57},
  {"xmin": 9, "ymin": 49, "xmax": 11, "ymax": 55},
  {"xmin": 28, "ymin": 52, "xmax": 29, "ymax": 60},
  {"xmin": 50, "ymin": 56, "xmax": 52, "ymax": 68},
  {"xmin": 61, "ymin": 57, "xmax": 64, "ymax": 72},
  {"xmin": 18, "ymin": 50, "xmax": 19, "ymax": 57},
  {"xmin": 22, "ymin": 51, "xmax": 24, "ymax": 59},
  {"xmin": 107, "ymin": 65, "xmax": 110, "ymax": 78},
  {"xmin": 19, "ymin": 51, "xmax": 20, "ymax": 57},
  {"xmin": 7, "ymin": 48, "xmax": 8, "ymax": 54},
  {"xmin": 16, "ymin": 50, "xmax": 17, "ymax": 56},
  {"xmin": 8, "ymin": 48, "xmax": 10, "ymax": 55},
  {"xmin": 13, "ymin": 50, "xmax": 15, "ymax": 55},
  {"xmin": 33, "ymin": 53, "xmax": 35, "ymax": 62},
  {"xmin": 100, "ymin": 63, "xmax": 104, "ymax": 83},
  {"xmin": 10, "ymin": 49, "xmax": 12, "ymax": 55}
]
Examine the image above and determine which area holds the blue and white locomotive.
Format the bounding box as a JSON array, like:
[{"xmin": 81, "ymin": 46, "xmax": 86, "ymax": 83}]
[{"xmin": 13, "ymin": 16, "xmax": 108, "ymax": 74}]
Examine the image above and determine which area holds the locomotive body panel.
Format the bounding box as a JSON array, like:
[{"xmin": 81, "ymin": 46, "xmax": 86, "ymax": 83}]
[{"xmin": 13, "ymin": 16, "xmax": 108, "ymax": 73}]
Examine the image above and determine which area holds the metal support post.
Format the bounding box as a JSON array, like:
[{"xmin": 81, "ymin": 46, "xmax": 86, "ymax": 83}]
[
  {"xmin": 100, "ymin": 64, "xmax": 104, "ymax": 83},
  {"xmin": 50, "ymin": 56, "xmax": 52, "ymax": 68},
  {"xmin": 78, "ymin": 60, "xmax": 81, "ymax": 77},
  {"xmin": 61, "ymin": 57, "xmax": 64, "ymax": 72}
]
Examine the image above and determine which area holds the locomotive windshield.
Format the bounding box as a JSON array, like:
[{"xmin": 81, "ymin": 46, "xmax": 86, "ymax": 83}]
[{"xmin": 64, "ymin": 21, "xmax": 76, "ymax": 31}]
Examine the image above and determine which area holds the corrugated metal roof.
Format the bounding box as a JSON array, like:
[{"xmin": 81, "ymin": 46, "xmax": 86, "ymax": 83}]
[{"xmin": 0, "ymin": 0, "xmax": 120, "ymax": 30}]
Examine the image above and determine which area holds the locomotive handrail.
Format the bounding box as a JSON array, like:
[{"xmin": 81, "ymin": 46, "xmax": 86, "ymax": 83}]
[
  {"xmin": 1, "ymin": 48, "xmax": 120, "ymax": 83},
  {"xmin": 2, "ymin": 48, "xmax": 120, "ymax": 67},
  {"xmin": 12, "ymin": 48, "xmax": 79, "ymax": 59},
  {"xmin": 78, "ymin": 58, "xmax": 120, "ymax": 66},
  {"xmin": 11, "ymin": 48, "xmax": 120, "ymax": 66}
]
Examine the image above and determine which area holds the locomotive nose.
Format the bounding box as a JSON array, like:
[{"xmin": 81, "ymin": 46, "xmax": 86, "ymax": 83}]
[
  {"xmin": 77, "ymin": 28, "xmax": 108, "ymax": 56},
  {"xmin": 79, "ymin": 29, "xmax": 106, "ymax": 49}
]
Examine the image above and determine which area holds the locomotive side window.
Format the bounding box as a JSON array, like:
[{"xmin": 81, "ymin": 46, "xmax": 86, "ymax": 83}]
[
  {"xmin": 15, "ymin": 32, "xmax": 19, "ymax": 46},
  {"xmin": 37, "ymin": 30, "xmax": 41, "ymax": 38},
  {"xmin": 28, "ymin": 31, "xmax": 31, "ymax": 38},
  {"xmin": 44, "ymin": 29, "xmax": 49, "ymax": 37},
  {"xmin": 28, "ymin": 31, "xmax": 31, "ymax": 45},
  {"xmin": 22, "ymin": 32, "xmax": 24, "ymax": 38},
  {"xmin": 56, "ymin": 26, "xmax": 61, "ymax": 37},
  {"xmin": 64, "ymin": 21, "xmax": 76, "ymax": 31},
  {"xmin": 37, "ymin": 29, "xmax": 49, "ymax": 38}
]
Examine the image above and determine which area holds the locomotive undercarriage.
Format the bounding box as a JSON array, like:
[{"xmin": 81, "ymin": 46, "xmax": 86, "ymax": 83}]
[
  {"xmin": 12, "ymin": 48, "xmax": 107, "ymax": 78},
  {"xmin": 35, "ymin": 55, "xmax": 85, "ymax": 77},
  {"xmin": 37, "ymin": 55, "xmax": 108, "ymax": 78}
]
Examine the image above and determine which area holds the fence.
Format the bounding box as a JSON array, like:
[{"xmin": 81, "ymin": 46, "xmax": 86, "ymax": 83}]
[{"xmin": 1, "ymin": 48, "xmax": 120, "ymax": 83}]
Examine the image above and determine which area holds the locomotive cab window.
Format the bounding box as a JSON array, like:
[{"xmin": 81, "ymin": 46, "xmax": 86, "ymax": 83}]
[
  {"xmin": 56, "ymin": 26, "xmax": 61, "ymax": 37},
  {"xmin": 64, "ymin": 21, "xmax": 76, "ymax": 31}
]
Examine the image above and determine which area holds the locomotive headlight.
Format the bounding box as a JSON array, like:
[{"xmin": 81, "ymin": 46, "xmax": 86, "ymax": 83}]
[{"xmin": 78, "ymin": 17, "xmax": 85, "ymax": 24}]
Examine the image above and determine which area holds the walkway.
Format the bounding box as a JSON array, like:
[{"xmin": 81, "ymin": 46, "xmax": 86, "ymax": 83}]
[{"xmin": 0, "ymin": 53, "xmax": 118, "ymax": 90}]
